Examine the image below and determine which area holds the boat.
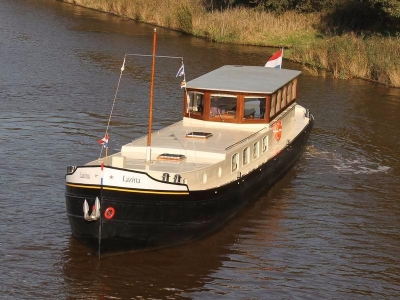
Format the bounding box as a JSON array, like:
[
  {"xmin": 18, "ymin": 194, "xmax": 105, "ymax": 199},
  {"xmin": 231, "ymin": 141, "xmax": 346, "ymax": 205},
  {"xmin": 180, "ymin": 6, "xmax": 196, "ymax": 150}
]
[{"xmin": 65, "ymin": 30, "xmax": 314, "ymax": 257}]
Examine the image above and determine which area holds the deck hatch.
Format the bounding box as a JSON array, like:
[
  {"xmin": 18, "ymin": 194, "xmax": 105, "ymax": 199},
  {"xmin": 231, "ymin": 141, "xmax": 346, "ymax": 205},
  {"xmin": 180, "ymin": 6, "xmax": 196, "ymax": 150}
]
[
  {"xmin": 185, "ymin": 132, "xmax": 213, "ymax": 139},
  {"xmin": 157, "ymin": 153, "xmax": 186, "ymax": 161}
]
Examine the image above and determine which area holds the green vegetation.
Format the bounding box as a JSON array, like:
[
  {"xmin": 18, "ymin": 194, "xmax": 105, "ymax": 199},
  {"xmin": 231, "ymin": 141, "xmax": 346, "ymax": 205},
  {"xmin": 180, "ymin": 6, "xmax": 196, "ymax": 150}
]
[
  {"xmin": 61, "ymin": 0, "xmax": 400, "ymax": 87},
  {"xmin": 289, "ymin": 35, "xmax": 400, "ymax": 86}
]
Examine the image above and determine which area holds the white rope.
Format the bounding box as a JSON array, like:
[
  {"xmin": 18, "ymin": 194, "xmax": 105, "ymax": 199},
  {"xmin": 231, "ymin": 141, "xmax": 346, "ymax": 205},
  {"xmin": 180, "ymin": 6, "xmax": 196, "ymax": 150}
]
[
  {"xmin": 184, "ymin": 90, "xmax": 199, "ymax": 169},
  {"xmin": 99, "ymin": 56, "xmax": 126, "ymax": 159},
  {"xmin": 125, "ymin": 54, "xmax": 183, "ymax": 60},
  {"xmin": 99, "ymin": 54, "xmax": 185, "ymax": 159}
]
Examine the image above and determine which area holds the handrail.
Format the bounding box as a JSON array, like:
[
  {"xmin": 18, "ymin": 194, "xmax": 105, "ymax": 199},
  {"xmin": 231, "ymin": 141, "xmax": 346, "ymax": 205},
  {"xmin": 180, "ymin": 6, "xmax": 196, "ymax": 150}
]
[
  {"xmin": 225, "ymin": 127, "xmax": 268, "ymax": 152},
  {"xmin": 269, "ymin": 103, "xmax": 297, "ymax": 128},
  {"xmin": 225, "ymin": 103, "xmax": 296, "ymax": 152},
  {"xmin": 130, "ymin": 121, "xmax": 183, "ymax": 144}
]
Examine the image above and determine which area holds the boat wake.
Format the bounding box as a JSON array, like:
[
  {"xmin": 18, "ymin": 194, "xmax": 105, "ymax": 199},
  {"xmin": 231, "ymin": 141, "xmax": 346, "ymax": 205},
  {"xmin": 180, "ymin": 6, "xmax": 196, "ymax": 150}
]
[{"xmin": 305, "ymin": 146, "xmax": 390, "ymax": 175}]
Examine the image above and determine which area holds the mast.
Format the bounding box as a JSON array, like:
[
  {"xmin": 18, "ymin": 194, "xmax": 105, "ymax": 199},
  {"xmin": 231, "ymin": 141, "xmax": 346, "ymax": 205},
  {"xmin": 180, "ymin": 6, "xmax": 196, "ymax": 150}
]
[{"xmin": 146, "ymin": 28, "xmax": 157, "ymax": 163}]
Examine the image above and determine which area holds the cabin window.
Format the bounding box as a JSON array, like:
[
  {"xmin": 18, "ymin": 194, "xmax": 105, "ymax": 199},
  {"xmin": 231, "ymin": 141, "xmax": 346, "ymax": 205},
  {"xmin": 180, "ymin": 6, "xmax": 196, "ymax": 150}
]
[
  {"xmin": 276, "ymin": 90, "xmax": 282, "ymax": 112},
  {"xmin": 292, "ymin": 79, "xmax": 297, "ymax": 99},
  {"xmin": 262, "ymin": 136, "xmax": 268, "ymax": 153},
  {"xmin": 287, "ymin": 83, "xmax": 292, "ymax": 103},
  {"xmin": 243, "ymin": 147, "xmax": 250, "ymax": 165},
  {"xmin": 253, "ymin": 141, "xmax": 259, "ymax": 159},
  {"xmin": 187, "ymin": 91, "xmax": 204, "ymax": 116},
  {"xmin": 231, "ymin": 153, "xmax": 239, "ymax": 172},
  {"xmin": 270, "ymin": 94, "xmax": 276, "ymax": 118},
  {"xmin": 243, "ymin": 96, "xmax": 266, "ymax": 119},
  {"xmin": 282, "ymin": 86, "xmax": 287, "ymax": 108},
  {"xmin": 210, "ymin": 93, "xmax": 237, "ymax": 120}
]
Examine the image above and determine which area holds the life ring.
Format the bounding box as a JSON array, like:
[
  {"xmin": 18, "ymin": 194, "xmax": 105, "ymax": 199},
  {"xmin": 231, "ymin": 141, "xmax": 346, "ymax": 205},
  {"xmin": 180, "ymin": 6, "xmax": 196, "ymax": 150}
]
[
  {"xmin": 273, "ymin": 120, "xmax": 283, "ymax": 141},
  {"xmin": 104, "ymin": 207, "xmax": 115, "ymax": 220}
]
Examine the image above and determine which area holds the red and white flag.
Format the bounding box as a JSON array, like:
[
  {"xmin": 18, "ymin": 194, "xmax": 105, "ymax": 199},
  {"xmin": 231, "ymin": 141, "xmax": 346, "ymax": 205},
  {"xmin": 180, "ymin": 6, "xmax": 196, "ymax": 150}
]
[
  {"xmin": 98, "ymin": 133, "xmax": 109, "ymax": 147},
  {"xmin": 265, "ymin": 49, "xmax": 283, "ymax": 68}
]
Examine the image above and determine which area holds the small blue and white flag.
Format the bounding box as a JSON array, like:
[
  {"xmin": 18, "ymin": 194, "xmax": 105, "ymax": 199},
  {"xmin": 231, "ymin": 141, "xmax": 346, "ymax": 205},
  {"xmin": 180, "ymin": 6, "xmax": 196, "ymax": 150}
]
[{"xmin": 176, "ymin": 64, "xmax": 185, "ymax": 77}]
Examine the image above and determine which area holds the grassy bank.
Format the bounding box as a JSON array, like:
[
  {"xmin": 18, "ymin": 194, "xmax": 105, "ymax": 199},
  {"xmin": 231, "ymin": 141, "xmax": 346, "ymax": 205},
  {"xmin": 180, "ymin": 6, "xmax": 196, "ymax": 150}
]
[
  {"xmin": 61, "ymin": 0, "xmax": 400, "ymax": 87},
  {"xmin": 289, "ymin": 35, "xmax": 400, "ymax": 86}
]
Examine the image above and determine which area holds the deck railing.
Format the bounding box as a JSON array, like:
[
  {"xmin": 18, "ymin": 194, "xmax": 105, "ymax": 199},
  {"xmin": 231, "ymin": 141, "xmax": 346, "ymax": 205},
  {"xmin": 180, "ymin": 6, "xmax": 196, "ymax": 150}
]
[{"xmin": 225, "ymin": 127, "xmax": 268, "ymax": 152}]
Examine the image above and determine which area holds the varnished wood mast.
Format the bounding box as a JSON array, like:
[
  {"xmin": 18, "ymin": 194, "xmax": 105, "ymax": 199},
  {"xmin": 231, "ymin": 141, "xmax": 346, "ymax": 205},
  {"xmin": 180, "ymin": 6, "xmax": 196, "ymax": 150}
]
[{"xmin": 146, "ymin": 28, "xmax": 157, "ymax": 163}]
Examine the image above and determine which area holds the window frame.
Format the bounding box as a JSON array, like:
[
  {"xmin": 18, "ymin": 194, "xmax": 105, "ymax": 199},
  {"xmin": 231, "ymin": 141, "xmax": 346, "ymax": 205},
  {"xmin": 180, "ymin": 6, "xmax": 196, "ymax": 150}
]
[
  {"xmin": 231, "ymin": 153, "xmax": 239, "ymax": 172},
  {"xmin": 243, "ymin": 147, "xmax": 250, "ymax": 166},
  {"xmin": 262, "ymin": 136, "xmax": 268, "ymax": 153},
  {"xmin": 253, "ymin": 141, "xmax": 260, "ymax": 159}
]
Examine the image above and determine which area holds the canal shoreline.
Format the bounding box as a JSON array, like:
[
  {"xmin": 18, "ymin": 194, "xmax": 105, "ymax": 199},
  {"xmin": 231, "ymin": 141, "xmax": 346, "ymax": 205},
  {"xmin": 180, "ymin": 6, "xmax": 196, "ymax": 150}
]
[
  {"xmin": 2, "ymin": 1, "xmax": 400, "ymax": 298},
  {"xmin": 59, "ymin": 0, "xmax": 400, "ymax": 88}
]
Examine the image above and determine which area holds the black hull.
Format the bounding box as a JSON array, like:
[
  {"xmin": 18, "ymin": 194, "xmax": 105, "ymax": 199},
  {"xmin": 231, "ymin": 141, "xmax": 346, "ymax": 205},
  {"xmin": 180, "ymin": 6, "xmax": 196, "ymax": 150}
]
[{"xmin": 66, "ymin": 117, "xmax": 314, "ymax": 256}]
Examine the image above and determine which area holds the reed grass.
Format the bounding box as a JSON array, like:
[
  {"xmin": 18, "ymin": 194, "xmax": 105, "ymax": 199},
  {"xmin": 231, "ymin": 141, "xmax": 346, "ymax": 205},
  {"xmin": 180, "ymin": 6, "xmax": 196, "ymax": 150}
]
[
  {"xmin": 61, "ymin": 0, "xmax": 400, "ymax": 87},
  {"xmin": 63, "ymin": 0, "xmax": 203, "ymax": 28},
  {"xmin": 63, "ymin": 0, "xmax": 316, "ymax": 45},
  {"xmin": 193, "ymin": 8, "xmax": 319, "ymax": 46},
  {"xmin": 288, "ymin": 35, "xmax": 400, "ymax": 85}
]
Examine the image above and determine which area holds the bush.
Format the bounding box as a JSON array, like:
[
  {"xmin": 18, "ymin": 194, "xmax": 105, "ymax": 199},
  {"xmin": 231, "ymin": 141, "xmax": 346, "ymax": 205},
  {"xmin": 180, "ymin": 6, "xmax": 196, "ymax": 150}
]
[{"xmin": 176, "ymin": 5, "xmax": 193, "ymax": 34}]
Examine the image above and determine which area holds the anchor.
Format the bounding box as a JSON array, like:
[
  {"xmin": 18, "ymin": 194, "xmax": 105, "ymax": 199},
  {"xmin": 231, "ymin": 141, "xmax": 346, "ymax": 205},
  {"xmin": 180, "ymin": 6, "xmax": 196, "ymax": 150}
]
[{"xmin": 83, "ymin": 197, "xmax": 101, "ymax": 221}]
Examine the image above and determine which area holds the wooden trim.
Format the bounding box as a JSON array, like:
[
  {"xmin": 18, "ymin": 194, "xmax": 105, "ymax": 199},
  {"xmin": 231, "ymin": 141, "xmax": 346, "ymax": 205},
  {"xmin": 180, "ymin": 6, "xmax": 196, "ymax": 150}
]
[
  {"xmin": 237, "ymin": 94, "xmax": 244, "ymax": 123},
  {"xmin": 266, "ymin": 94, "xmax": 271, "ymax": 123},
  {"xmin": 203, "ymin": 92, "xmax": 211, "ymax": 120},
  {"xmin": 182, "ymin": 90, "xmax": 187, "ymax": 116},
  {"xmin": 184, "ymin": 89, "xmax": 279, "ymax": 124}
]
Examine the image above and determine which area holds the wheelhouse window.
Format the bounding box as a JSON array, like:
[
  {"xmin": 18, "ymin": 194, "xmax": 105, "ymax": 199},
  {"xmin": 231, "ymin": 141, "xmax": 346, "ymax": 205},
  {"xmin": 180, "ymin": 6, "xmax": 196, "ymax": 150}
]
[
  {"xmin": 292, "ymin": 79, "xmax": 297, "ymax": 99},
  {"xmin": 287, "ymin": 83, "xmax": 292, "ymax": 104},
  {"xmin": 243, "ymin": 147, "xmax": 250, "ymax": 165},
  {"xmin": 282, "ymin": 86, "xmax": 287, "ymax": 108},
  {"xmin": 276, "ymin": 90, "xmax": 282, "ymax": 112},
  {"xmin": 270, "ymin": 94, "xmax": 276, "ymax": 118},
  {"xmin": 187, "ymin": 91, "xmax": 204, "ymax": 116},
  {"xmin": 231, "ymin": 153, "xmax": 239, "ymax": 172},
  {"xmin": 243, "ymin": 96, "xmax": 266, "ymax": 119},
  {"xmin": 210, "ymin": 93, "xmax": 237, "ymax": 119}
]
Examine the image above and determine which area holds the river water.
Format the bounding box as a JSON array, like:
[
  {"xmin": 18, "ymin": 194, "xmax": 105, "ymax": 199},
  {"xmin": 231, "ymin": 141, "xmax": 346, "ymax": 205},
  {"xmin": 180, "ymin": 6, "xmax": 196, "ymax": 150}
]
[{"xmin": 1, "ymin": 0, "xmax": 400, "ymax": 299}]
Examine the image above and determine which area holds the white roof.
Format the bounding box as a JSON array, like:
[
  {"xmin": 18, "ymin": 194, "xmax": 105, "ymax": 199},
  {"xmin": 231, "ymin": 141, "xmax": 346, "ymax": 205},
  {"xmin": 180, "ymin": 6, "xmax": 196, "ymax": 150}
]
[{"xmin": 185, "ymin": 65, "xmax": 301, "ymax": 94}]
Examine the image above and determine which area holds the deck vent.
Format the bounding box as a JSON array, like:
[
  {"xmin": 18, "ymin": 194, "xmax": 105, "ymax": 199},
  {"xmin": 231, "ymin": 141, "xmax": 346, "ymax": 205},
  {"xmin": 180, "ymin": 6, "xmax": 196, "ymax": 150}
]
[
  {"xmin": 174, "ymin": 174, "xmax": 182, "ymax": 183},
  {"xmin": 157, "ymin": 153, "xmax": 186, "ymax": 161},
  {"xmin": 185, "ymin": 132, "xmax": 213, "ymax": 139},
  {"xmin": 67, "ymin": 166, "xmax": 77, "ymax": 174},
  {"xmin": 162, "ymin": 173, "xmax": 170, "ymax": 182}
]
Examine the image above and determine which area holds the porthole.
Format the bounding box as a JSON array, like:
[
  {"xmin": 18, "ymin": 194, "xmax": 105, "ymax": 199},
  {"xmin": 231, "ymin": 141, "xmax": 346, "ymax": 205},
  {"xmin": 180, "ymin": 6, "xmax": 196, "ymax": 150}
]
[
  {"xmin": 203, "ymin": 173, "xmax": 207, "ymax": 184},
  {"xmin": 262, "ymin": 136, "xmax": 269, "ymax": 152},
  {"xmin": 243, "ymin": 147, "xmax": 250, "ymax": 165},
  {"xmin": 231, "ymin": 153, "xmax": 239, "ymax": 172},
  {"xmin": 253, "ymin": 141, "xmax": 259, "ymax": 159}
]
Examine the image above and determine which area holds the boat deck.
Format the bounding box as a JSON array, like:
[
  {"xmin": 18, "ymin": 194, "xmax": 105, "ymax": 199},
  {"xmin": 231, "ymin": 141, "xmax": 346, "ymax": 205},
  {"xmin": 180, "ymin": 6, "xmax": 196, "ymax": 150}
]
[
  {"xmin": 88, "ymin": 104, "xmax": 309, "ymax": 175},
  {"xmin": 103, "ymin": 122, "xmax": 262, "ymax": 173}
]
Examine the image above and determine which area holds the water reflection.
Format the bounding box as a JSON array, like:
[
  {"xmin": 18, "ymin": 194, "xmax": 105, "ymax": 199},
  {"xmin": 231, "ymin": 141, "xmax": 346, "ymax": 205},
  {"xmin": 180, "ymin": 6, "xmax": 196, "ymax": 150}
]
[
  {"xmin": 2, "ymin": 0, "xmax": 400, "ymax": 298},
  {"xmin": 62, "ymin": 237, "xmax": 225, "ymax": 299}
]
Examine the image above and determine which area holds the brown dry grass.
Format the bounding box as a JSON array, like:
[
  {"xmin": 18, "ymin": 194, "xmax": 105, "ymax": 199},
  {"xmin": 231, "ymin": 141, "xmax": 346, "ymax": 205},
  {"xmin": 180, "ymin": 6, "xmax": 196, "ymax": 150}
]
[
  {"xmin": 63, "ymin": 0, "xmax": 203, "ymax": 29},
  {"xmin": 61, "ymin": 0, "xmax": 400, "ymax": 87},
  {"xmin": 63, "ymin": 0, "xmax": 318, "ymax": 46},
  {"xmin": 193, "ymin": 8, "xmax": 319, "ymax": 46},
  {"xmin": 289, "ymin": 35, "xmax": 400, "ymax": 85}
]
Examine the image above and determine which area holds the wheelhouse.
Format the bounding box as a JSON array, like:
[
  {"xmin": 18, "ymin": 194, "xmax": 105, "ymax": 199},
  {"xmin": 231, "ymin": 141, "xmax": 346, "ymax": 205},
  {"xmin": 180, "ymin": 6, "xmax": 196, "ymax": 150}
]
[{"xmin": 184, "ymin": 65, "xmax": 301, "ymax": 124}]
